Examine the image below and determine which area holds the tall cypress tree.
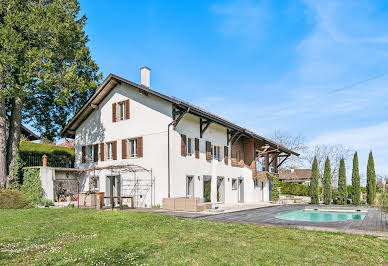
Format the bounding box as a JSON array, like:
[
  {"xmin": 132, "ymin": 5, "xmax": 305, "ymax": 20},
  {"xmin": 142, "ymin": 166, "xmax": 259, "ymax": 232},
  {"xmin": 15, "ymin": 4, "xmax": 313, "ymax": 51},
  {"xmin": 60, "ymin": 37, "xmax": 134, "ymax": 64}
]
[
  {"xmin": 352, "ymin": 152, "xmax": 361, "ymax": 205},
  {"xmin": 338, "ymin": 158, "xmax": 347, "ymax": 205},
  {"xmin": 323, "ymin": 157, "xmax": 332, "ymax": 205},
  {"xmin": 310, "ymin": 157, "xmax": 319, "ymax": 204},
  {"xmin": 366, "ymin": 151, "xmax": 376, "ymax": 205}
]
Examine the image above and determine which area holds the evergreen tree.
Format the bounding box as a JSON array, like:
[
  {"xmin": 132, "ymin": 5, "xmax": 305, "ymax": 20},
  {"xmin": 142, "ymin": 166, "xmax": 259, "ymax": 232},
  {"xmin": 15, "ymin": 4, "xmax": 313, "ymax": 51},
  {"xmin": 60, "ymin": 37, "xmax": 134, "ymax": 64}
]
[
  {"xmin": 310, "ymin": 157, "xmax": 319, "ymax": 204},
  {"xmin": 337, "ymin": 158, "xmax": 347, "ymax": 205},
  {"xmin": 351, "ymin": 152, "xmax": 361, "ymax": 205},
  {"xmin": 366, "ymin": 151, "xmax": 376, "ymax": 205},
  {"xmin": 323, "ymin": 157, "xmax": 332, "ymax": 205}
]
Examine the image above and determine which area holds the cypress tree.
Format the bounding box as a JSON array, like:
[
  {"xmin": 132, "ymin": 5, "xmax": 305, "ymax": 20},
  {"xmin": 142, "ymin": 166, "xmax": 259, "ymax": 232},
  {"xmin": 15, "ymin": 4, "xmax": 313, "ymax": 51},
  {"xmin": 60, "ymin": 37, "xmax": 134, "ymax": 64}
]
[
  {"xmin": 366, "ymin": 151, "xmax": 376, "ymax": 205},
  {"xmin": 352, "ymin": 152, "xmax": 361, "ymax": 205},
  {"xmin": 338, "ymin": 158, "xmax": 347, "ymax": 205},
  {"xmin": 323, "ymin": 157, "xmax": 332, "ymax": 205},
  {"xmin": 310, "ymin": 157, "xmax": 319, "ymax": 204}
]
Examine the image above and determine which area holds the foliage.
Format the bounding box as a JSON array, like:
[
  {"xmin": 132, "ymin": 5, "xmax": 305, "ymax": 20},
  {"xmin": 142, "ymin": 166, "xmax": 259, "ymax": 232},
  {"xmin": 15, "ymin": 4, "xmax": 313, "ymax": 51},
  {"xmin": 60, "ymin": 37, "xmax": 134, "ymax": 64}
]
[
  {"xmin": 33, "ymin": 198, "xmax": 54, "ymax": 208},
  {"xmin": 323, "ymin": 157, "xmax": 332, "ymax": 205},
  {"xmin": 309, "ymin": 157, "xmax": 319, "ymax": 204},
  {"xmin": 337, "ymin": 158, "xmax": 347, "ymax": 205},
  {"xmin": 20, "ymin": 168, "xmax": 43, "ymax": 202},
  {"xmin": 204, "ymin": 180, "xmax": 211, "ymax": 202},
  {"xmin": 0, "ymin": 209, "xmax": 388, "ymax": 265},
  {"xmin": 279, "ymin": 182, "xmax": 309, "ymax": 196},
  {"xmin": 0, "ymin": 190, "xmax": 30, "ymax": 209},
  {"xmin": 352, "ymin": 152, "xmax": 361, "ymax": 205},
  {"xmin": 269, "ymin": 173, "xmax": 280, "ymax": 201},
  {"xmin": 378, "ymin": 191, "xmax": 388, "ymax": 211},
  {"xmin": 20, "ymin": 141, "xmax": 74, "ymax": 158},
  {"xmin": 366, "ymin": 151, "xmax": 376, "ymax": 205}
]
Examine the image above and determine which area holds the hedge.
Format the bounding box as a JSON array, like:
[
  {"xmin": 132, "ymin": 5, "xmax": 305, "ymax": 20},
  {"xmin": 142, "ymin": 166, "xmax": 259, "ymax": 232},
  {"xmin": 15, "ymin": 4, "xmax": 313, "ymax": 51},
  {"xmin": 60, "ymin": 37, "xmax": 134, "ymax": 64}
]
[
  {"xmin": 20, "ymin": 141, "xmax": 75, "ymax": 161},
  {"xmin": 0, "ymin": 190, "xmax": 30, "ymax": 209},
  {"xmin": 279, "ymin": 182, "xmax": 309, "ymax": 196}
]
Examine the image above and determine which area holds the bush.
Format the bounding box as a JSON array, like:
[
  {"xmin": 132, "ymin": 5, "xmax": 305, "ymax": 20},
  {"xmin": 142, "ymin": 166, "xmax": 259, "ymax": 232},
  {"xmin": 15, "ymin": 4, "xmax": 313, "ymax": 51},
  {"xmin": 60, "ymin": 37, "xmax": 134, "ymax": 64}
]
[
  {"xmin": 270, "ymin": 173, "xmax": 280, "ymax": 201},
  {"xmin": 34, "ymin": 198, "xmax": 54, "ymax": 207},
  {"xmin": 0, "ymin": 190, "xmax": 30, "ymax": 209},
  {"xmin": 21, "ymin": 168, "xmax": 43, "ymax": 202},
  {"xmin": 279, "ymin": 182, "xmax": 309, "ymax": 196}
]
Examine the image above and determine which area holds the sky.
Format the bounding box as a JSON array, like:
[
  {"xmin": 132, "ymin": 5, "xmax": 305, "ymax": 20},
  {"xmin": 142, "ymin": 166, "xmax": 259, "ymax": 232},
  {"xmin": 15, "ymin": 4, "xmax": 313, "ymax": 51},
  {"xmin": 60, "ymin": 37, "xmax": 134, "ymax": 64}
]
[{"xmin": 78, "ymin": 0, "xmax": 388, "ymax": 181}]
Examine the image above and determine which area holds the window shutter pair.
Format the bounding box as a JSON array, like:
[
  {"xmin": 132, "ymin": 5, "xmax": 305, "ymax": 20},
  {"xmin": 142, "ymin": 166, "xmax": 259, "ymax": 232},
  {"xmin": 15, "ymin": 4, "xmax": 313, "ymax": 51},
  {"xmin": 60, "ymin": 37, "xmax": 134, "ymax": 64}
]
[
  {"xmin": 195, "ymin": 138, "xmax": 199, "ymax": 159},
  {"xmin": 93, "ymin": 144, "xmax": 98, "ymax": 162},
  {"xmin": 112, "ymin": 99, "xmax": 130, "ymax": 122},
  {"xmin": 206, "ymin": 141, "xmax": 211, "ymax": 160},
  {"xmin": 224, "ymin": 146, "xmax": 228, "ymax": 164},
  {"xmin": 181, "ymin": 134, "xmax": 187, "ymax": 157},
  {"xmin": 81, "ymin": 146, "xmax": 86, "ymax": 163},
  {"xmin": 121, "ymin": 137, "xmax": 143, "ymax": 159}
]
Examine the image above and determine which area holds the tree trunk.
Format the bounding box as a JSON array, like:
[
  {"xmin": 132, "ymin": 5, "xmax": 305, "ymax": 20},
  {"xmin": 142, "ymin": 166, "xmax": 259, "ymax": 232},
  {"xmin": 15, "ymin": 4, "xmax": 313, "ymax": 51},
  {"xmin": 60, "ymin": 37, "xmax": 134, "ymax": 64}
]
[
  {"xmin": 6, "ymin": 95, "xmax": 24, "ymax": 187},
  {"xmin": 0, "ymin": 95, "xmax": 7, "ymax": 188}
]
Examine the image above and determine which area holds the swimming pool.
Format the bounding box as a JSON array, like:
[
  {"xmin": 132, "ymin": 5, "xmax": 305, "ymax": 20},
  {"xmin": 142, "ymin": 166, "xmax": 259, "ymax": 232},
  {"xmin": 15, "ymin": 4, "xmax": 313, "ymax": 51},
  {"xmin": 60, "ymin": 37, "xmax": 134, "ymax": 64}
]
[{"xmin": 275, "ymin": 209, "xmax": 367, "ymax": 222}]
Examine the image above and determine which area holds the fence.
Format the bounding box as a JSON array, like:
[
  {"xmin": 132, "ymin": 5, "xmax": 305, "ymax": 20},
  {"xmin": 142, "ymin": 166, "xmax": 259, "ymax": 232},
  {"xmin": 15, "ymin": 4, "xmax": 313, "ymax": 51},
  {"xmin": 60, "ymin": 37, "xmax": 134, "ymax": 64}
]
[{"xmin": 23, "ymin": 154, "xmax": 75, "ymax": 168}]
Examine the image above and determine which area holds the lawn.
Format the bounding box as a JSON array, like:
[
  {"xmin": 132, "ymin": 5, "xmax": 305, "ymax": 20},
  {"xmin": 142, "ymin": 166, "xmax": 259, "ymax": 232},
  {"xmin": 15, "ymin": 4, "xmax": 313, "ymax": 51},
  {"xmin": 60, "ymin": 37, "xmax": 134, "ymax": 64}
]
[{"xmin": 0, "ymin": 209, "xmax": 387, "ymax": 265}]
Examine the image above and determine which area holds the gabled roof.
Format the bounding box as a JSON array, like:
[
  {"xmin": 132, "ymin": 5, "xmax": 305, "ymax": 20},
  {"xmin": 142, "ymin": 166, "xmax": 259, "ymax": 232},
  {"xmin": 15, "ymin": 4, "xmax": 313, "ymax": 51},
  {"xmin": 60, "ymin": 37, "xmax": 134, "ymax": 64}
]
[
  {"xmin": 279, "ymin": 169, "xmax": 312, "ymax": 180},
  {"xmin": 60, "ymin": 73, "xmax": 299, "ymax": 156},
  {"xmin": 22, "ymin": 125, "xmax": 39, "ymax": 141}
]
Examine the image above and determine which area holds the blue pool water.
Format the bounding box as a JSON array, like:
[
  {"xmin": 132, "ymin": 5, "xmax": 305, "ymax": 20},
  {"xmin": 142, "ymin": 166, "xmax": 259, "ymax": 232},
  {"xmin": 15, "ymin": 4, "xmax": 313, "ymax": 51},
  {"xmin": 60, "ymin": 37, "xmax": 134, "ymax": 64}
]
[{"xmin": 275, "ymin": 209, "xmax": 366, "ymax": 222}]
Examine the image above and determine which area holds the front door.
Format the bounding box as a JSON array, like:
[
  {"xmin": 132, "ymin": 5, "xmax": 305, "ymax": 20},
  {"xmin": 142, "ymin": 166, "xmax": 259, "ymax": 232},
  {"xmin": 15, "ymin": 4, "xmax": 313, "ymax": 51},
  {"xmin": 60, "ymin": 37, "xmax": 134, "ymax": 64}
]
[{"xmin": 238, "ymin": 179, "xmax": 244, "ymax": 203}]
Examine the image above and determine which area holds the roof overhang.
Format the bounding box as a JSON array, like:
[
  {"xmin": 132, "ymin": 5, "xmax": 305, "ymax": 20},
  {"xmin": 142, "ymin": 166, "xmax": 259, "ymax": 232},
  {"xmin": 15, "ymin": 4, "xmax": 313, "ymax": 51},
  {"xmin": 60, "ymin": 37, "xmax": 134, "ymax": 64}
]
[{"xmin": 60, "ymin": 73, "xmax": 299, "ymax": 156}]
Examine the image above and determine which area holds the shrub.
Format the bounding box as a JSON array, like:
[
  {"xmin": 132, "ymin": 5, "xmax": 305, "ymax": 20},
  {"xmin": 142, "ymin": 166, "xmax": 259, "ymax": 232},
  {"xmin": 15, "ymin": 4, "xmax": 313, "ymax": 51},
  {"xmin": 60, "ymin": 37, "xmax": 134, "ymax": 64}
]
[
  {"xmin": 352, "ymin": 152, "xmax": 361, "ymax": 205},
  {"xmin": 0, "ymin": 190, "xmax": 30, "ymax": 209},
  {"xmin": 310, "ymin": 157, "xmax": 319, "ymax": 204},
  {"xmin": 337, "ymin": 158, "xmax": 347, "ymax": 205},
  {"xmin": 279, "ymin": 182, "xmax": 309, "ymax": 196},
  {"xmin": 34, "ymin": 198, "xmax": 54, "ymax": 207},
  {"xmin": 323, "ymin": 157, "xmax": 332, "ymax": 205},
  {"xmin": 21, "ymin": 168, "xmax": 43, "ymax": 202},
  {"xmin": 269, "ymin": 173, "xmax": 280, "ymax": 201},
  {"xmin": 366, "ymin": 151, "xmax": 376, "ymax": 205}
]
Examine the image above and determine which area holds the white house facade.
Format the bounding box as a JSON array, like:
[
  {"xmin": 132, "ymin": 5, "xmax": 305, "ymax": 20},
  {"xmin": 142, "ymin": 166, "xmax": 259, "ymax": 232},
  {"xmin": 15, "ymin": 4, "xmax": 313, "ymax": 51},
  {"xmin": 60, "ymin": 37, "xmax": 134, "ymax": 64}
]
[{"xmin": 61, "ymin": 68, "xmax": 298, "ymax": 208}]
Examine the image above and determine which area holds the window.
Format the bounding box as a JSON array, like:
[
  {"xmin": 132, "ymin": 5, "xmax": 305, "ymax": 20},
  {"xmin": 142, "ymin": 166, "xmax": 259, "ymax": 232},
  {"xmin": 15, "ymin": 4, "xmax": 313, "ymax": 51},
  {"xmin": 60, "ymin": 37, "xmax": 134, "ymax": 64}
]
[
  {"xmin": 90, "ymin": 176, "xmax": 99, "ymax": 191},
  {"xmin": 186, "ymin": 176, "xmax": 194, "ymax": 196},
  {"xmin": 107, "ymin": 142, "xmax": 113, "ymax": 160},
  {"xmin": 128, "ymin": 138, "xmax": 138, "ymax": 157},
  {"xmin": 269, "ymin": 156, "xmax": 275, "ymax": 173},
  {"xmin": 254, "ymin": 179, "xmax": 259, "ymax": 187},
  {"xmin": 186, "ymin": 138, "xmax": 193, "ymax": 156},
  {"xmin": 212, "ymin": 145, "xmax": 221, "ymax": 161},
  {"xmin": 88, "ymin": 145, "xmax": 94, "ymax": 162},
  {"xmin": 118, "ymin": 102, "xmax": 125, "ymax": 121},
  {"xmin": 256, "ymin": 157, "xmax": 266, "ymax": 171},
  {"xmin": 232, "ymin": 178, "xmax": 237, "ymax": 190}
]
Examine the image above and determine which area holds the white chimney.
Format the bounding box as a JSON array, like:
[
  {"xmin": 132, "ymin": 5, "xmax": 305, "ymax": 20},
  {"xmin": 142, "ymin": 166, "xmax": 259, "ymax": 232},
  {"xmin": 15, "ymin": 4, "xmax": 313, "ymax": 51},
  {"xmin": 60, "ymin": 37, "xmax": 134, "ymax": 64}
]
[{"xmin": 140, "ymin": 66, "xmax": 151, "ymax": 87}]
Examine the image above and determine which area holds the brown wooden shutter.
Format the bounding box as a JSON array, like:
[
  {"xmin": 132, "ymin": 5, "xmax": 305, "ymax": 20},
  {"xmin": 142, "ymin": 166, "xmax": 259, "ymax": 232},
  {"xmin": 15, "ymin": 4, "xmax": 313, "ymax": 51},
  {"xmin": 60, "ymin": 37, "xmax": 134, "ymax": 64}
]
[
  {"xmin": 100, "ymin": 143, "xmax": 105, "ymax": 161},
  {"xmin": 112, "ymin": 103, "xmax": 117, "ymax": 122},
  {"xmin": 137, "ymin": 137, "xmax": 143, "ymax": 157},
  {"xmin": 181, "ymin": 134, "xmax": 187, "ymax": 156},
  {"xmin": 206, "ymin": 141, "xmax": 211, "ymax": 160},
  {"xmin": 112, "ymin": 141, "xmax": 117, "ymax": 160},
  {"xmin": 195, "ymin": 138, "xmax": 199, "ymax": 159},
  {"xmin": 125, "ymin": 99, "xmax": 130, "ymax": 119},
  {"xmin": 81, "ymin": 146, "xmax": 86, "ymax": 163},
  {"xmin": 93, "ymin": 144, "xmax": 98, "ymax": 162},
  {"xmin": 122, "ymin": 139, "xmax": 127, "ymax": 159},
  {"xmin": 224, "ymin": 146, "xmax": 228, "ymax": 164}
]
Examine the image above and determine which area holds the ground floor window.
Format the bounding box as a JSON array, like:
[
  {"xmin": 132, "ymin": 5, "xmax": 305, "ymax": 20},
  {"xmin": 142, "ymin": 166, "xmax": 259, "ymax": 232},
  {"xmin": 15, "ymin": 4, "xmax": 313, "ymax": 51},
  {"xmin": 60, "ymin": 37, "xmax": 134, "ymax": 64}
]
[
  {"xmin": 186, "ymin": 176, "xmax": 194, "ymax": 197},
  {"xmin": 203, "ymin": 176, "xmax": 211, "ymax": 202},
  {"xmin": 232, "ymin": 178, "xmax": 237, "ymax": 190}
]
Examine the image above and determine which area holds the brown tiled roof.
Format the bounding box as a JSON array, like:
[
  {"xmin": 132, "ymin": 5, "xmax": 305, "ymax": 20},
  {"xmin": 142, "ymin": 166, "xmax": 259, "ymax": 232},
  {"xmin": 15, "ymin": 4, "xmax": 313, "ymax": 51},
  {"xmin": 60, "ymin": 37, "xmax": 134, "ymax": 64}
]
[
  {"xmin": 279, "ymin": 169, "xmax": 312, "ymax": 180},
  {"xmin": 57, "ymin": 140, "xmax": 75, "ymax": 149}
]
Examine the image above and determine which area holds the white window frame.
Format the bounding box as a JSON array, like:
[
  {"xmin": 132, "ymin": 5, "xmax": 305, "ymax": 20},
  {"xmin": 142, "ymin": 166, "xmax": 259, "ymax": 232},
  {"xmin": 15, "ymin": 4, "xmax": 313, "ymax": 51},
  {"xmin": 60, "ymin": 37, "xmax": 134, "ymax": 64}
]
[
  {"xmin": 88, "ymin": 145, "xmax": 94, "ymax": 162},
  {"xmin": 186, "ymin": 137, "xmax": 193, "ymax": 156},
  {"xmin": 186, "ymin": 176, "xmax": 194, "ymax": 197},
  {"xmin": 232, "ymin": 178, "xmax": 238, "ymax": 190},
  {"xmin": 107, "ymin": 142, "xmax": 113, "ymax": 160},
  {"xmin": 127, "ymin": 138, "xmax": 138, "ymax": 158},
  {"xmin": 212, "ymin": 145, "xmax": 221, "ymax": 161},
  {"xmin": 118, "ymin": 101, "xmax": 126, "ymax": 121}
]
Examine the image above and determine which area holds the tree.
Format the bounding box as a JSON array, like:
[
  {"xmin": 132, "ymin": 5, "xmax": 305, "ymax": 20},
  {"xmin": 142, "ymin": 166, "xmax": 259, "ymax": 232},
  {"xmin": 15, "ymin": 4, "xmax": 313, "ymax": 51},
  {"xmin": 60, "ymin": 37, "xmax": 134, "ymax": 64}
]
[
  {"xmin": 269, "ymin": 130, "xmax": 307, "ymax": 168},
  {"xmin": 310, "ymin": 157, "xmax": 319, "ymax": 204},
  {"xmin": 323, "ymin": 157, "xmax": 332, "ymax": 205},
  {"xmin": 366, "ymin": 151, "xmax": 376, "ymax": 205},
  {"xmin": 0, "ymin": 0, "xmax": 101, "ymax": 187},
  {"xmin": 304, "ymin": 144, "xmax": 353, "ymax": 185},
  {"xmin": 337, "ymin": 158, "xmax": 347, "ymax": 205},
  {"xmin": 351, "ymin": 152, "xmax": 361, "ymax": 205}
]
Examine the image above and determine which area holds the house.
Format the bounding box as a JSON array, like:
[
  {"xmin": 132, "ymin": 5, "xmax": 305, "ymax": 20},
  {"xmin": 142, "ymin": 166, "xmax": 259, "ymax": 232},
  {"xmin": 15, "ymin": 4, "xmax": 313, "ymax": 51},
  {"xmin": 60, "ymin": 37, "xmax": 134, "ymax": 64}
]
[
  {"xmin": 21, "ymin": 125, "xmax": 39, "ymax": 141},
  {"xmin": 279, "ymin": 168, "xmax": 312, "ymax": 185},
  {"xmin": 56, "ymin": 140, "xmax": 75, "ymax": 149},
  {"xmin": 60, "ymin": 67, "xmax": 298, "ymax": 208}
]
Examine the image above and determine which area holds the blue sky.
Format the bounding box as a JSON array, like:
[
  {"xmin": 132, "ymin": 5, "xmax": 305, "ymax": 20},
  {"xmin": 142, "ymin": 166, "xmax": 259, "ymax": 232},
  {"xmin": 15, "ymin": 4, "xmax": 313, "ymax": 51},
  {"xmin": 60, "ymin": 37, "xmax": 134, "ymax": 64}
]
[{"xmin": 79, "ymin": 0, "xmax": 388, "ymax": 179}]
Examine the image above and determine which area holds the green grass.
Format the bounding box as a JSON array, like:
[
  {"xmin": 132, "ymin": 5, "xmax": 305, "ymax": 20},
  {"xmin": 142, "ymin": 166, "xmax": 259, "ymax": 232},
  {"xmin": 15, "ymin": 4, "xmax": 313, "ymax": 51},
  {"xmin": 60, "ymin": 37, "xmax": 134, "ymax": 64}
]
[{"xmin": 0, "ymin": 209, "xmax": 387, "ymax": 265}]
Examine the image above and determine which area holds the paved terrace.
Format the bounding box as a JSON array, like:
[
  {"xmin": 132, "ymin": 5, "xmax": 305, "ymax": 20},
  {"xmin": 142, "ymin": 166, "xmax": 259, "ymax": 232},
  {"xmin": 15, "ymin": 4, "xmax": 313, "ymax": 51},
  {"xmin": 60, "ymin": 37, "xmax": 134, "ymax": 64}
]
[{"xmin": 200, "ymin": 205, "xmax": 388, "ymax": 237}]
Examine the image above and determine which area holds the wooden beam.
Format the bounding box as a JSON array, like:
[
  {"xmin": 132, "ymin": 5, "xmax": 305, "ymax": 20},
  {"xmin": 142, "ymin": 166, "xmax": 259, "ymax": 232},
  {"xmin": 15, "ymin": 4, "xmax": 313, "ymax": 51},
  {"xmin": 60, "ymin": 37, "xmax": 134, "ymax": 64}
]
[
  {"xmin": 231, "ymin": 132, "xmax": 243, "ymax": 145},
  {"xmin": 277, "ymin": 154, "xmax": 290, "ymax": 168},
  {"xmin": 172, "ymin": 106, "xmax": 189, "ymax": 129},
  {"xmin": 227, "ymin": 129, "xmax": 238, "ymax": 145},
  {"xmin": 200, "ymin": 118, "xmax": 211, "ymax": 138}
]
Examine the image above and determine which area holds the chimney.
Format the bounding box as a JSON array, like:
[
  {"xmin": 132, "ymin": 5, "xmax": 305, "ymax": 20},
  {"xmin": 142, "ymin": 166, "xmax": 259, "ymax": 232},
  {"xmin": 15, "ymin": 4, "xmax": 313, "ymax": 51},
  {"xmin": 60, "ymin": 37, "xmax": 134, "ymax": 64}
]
[{"xmin": 140, "ymin": 66, "xmax": 151, "ymax": 87}]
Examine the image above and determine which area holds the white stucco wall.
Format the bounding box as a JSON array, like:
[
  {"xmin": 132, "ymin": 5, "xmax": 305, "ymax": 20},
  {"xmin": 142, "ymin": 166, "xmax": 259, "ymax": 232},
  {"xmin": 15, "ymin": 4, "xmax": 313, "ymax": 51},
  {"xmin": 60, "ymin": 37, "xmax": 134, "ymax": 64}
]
[{"xmin": 74, "ymin": 83, "xmax": 271, "ymax": 207}]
